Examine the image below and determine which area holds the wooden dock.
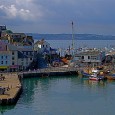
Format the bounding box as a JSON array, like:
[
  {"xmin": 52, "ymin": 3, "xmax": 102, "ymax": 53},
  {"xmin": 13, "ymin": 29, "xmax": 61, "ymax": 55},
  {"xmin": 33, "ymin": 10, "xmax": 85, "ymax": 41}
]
[{"xmin": 0, "ymin": 73, "xmax": 22, "ymax": 105}]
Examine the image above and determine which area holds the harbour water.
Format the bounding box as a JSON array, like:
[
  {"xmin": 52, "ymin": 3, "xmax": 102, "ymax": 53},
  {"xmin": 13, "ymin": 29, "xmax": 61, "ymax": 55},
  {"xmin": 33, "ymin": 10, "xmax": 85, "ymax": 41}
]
[{"xmin": 1, "ymin": 76, "xmax": 115, "ymax": 115}]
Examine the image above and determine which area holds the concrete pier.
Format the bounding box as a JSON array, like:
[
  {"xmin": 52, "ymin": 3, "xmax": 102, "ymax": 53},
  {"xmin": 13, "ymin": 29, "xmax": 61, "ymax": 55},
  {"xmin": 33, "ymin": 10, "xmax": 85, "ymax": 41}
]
[
  {"xmin": 0, "ymin": 73, "xmax": 22, "ymax": 105},
  {"xmin": 19, "ymin": 67, "xmax": 78, "ymax": 78}
]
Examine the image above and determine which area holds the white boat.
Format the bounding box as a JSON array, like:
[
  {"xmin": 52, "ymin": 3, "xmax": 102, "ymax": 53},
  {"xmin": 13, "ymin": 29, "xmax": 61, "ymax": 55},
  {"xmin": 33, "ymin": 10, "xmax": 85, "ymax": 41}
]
[{"xmin": 89, "ymin": 69, "xmax": 105, "ymax": 81}]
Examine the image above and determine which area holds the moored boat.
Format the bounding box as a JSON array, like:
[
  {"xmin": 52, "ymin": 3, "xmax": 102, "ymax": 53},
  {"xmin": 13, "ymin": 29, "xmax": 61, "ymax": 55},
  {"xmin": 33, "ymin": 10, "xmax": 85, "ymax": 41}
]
[
  {"xmin": 89, "ymin": 76, "xmax": 104, "ymax": 81},
  {"xmin": 89, "ymin": 76, "xmax": 100, "ymax": 81},
  {"xmin": 89, "ymin": 70, "xmax": 106, "ymax": 81}
]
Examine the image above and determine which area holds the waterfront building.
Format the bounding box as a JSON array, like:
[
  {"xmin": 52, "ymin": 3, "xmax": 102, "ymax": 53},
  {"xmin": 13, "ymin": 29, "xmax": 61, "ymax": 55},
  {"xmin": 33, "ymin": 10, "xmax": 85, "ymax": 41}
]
[
  {"xmin": 0, "ymin": 41, "xmax": 10, "ymax": 71},
  {"xmin": 0, "ymin": 51, "xmax": 11, "ymax": 71},
  {"xmin": 17, "ymin": 49, "xmax": 34, "ymax": 71},
  {"xmin": 8, "ymin": 44, "xmax": 34, "ymax": 71},
  {"xmin": 6, "ymin": 44, "xmax": 18, "ymax": 72},
  {"xmin": 0, "ymin": 26, "xmax": 35, "ymax": 71},
  {"xmin": 74, "ymin": 49, "xmax": 105, "ymax": 66},
  {"xmin": 0, "ymin": 40, "xmax": 34, "ymax": 72}
]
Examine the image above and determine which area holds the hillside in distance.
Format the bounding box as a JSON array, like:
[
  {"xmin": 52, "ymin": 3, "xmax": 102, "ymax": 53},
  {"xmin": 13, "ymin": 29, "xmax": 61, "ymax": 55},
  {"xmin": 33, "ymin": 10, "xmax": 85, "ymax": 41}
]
[{"xmin": 26, "ymin": 33, "xmax": 115, "ymax": 40}]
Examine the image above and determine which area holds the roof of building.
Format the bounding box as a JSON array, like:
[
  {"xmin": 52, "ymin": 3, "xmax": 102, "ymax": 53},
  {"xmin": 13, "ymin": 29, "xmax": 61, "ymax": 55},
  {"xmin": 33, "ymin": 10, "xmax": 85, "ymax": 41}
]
[
  {"xmin": 107, "ymin": 51, "xmax": 115, "ymax": 56},
  {"xmin": 76, "ymin": 50, "xmax": 101, "ymax": 56},
  {"xmin": 34, "ymin": 39, "xmax": 49, "ymax": 45}
]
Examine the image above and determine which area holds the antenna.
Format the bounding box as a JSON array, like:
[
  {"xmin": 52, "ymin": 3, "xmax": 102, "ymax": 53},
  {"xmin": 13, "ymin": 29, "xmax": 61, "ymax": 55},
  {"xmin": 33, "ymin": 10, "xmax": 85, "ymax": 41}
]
[
  {"xmin": 71, "ymin": 21, "xmax": 74, "ymax": 56},
  {"xmin": 72, "ymin": 21, "xmax": 74, "ymax": 50}
]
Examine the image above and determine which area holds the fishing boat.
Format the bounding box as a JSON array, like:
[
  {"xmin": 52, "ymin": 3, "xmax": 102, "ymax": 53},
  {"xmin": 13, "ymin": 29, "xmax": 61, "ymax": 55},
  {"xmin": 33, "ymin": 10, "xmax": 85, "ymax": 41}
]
[
  {"xmin": 89, "ymin": 75, "xmax": 104, "ymax": 81},
  {"xmin": 89, "ymin": 69, "xmax": 105, "ymax": 81},
  {"xmin": 89, "ymin": 77, "xmax": 100, "ymax": 81}
]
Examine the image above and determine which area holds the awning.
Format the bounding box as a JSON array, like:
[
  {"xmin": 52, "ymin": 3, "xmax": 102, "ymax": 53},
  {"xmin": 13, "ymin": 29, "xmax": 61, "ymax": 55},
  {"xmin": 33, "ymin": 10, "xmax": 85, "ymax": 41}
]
[
  {"xmin": 0, "ymin": 66, "xmax": 8, "ymax": 69},
  {"xmin": 10, "ymin": 65, "xmax": 19, "ymax": 68}
]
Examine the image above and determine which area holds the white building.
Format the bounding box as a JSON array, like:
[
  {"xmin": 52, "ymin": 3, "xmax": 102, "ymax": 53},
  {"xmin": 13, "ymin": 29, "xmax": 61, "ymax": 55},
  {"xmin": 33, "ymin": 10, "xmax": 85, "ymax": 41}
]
[
  {"xmin": 34, "ymin": 39, "xmax": 50, "ymax": 54},
  {"xmin": 74, "ymin": 49, "xmax": 105, "ymax": 66}
]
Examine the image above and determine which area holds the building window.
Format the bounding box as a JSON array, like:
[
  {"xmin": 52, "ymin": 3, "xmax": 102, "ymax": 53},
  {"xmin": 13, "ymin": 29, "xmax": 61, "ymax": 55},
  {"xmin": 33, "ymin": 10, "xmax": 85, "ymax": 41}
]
[
  {"xmin": 12, "ymin": 62, "xmax": 14, "ymax": 65},
  {"xmin": 12, "ymin": 57, "xmax": 14, "ymax": 60},
  {"xmin": 1, "ymin": 56, "xmax": 3, "ymax": 59},
  {"xmin": 1, "ymin": 61, "xmax": 3, "ymax": 64},
  {"xmin": 30, "ymin": 58, "xmax": 32, "ymax": 60},
  {"xmin": 12, "ymin": 52, "xmax": 14, "ymax": 55},
  {"xmin": 6, "ymin": 56, "xmax": 7, "ymax": 59},
  {"xmin": 82, "ymin": 56, "xmax": 84, "ymax": 59},
  {"xmin": 6, "ymin": 61, "xmax": 7, "ymax": 64},
  {"xmin": 88, "ymin": 56, "xmax": 90, "ymax": 59},
  {"xmin": 43, "ymin": 45, "xmax": 44, "ymax": 47}
]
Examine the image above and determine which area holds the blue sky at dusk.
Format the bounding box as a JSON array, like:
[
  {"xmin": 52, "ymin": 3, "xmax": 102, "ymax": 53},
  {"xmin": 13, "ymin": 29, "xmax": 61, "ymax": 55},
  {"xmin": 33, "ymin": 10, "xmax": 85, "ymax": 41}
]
[{"xmin": 0, "ymin": 0, "xmax": 115, "ymax": 35}]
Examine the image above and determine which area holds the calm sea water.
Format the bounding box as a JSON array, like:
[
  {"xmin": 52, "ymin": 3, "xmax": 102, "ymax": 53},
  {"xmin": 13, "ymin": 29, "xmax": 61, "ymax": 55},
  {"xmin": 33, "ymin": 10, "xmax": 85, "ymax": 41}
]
[
  {"xmin": 46, "ymin": 40, "xmax": 115, "ymax": 49},
  {"xmin": 1, "ymin": 76, "xmax": 115, "ymax": 115}
]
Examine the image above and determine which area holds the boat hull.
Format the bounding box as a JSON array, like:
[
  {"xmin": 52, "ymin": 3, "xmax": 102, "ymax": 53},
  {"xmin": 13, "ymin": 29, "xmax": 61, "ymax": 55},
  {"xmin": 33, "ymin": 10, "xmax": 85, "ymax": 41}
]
[
  {"xmin": 106, "ymin": 75, "xmax": 115, "ymax": 80},
  {"xmin": 89, "ymin": 77, "xmax": 100, "ymax": 81}
]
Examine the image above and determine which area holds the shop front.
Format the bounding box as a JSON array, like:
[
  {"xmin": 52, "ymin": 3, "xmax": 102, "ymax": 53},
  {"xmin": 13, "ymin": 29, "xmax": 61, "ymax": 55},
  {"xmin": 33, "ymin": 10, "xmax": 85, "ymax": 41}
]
[
  {"xmin": 0, "ymin": 66, "xmax": 9, "ymax": 72},
  {"xmin": 9, "ymin": 65, "xmax": 19, "ymax": 72}
]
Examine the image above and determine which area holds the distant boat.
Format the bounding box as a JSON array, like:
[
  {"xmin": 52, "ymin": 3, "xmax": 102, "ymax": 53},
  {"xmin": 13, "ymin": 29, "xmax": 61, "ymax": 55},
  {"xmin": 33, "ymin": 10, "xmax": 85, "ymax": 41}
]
[
  {"xmin": 89, "ymin": 77, "xmax": 100, "ymax": 81},
  {"xmin": 89, "ymin": 75, "xmax": 104, "ymax": 81},
  {"xmin": 89, "ymin": 70, "xmax": 105, "ymax": 81}
]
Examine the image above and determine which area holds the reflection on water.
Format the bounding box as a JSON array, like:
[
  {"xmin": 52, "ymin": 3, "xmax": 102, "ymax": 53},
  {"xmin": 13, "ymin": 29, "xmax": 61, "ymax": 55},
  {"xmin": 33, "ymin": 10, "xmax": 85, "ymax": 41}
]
[
  {"xmin": 1, "ymin": 76, "xmax": 115, "ymax": 115},
  {"xmin": 81, "ymin": 79, "xmax": 107, "ymax": 88},
  {"xmin": 0, "ymin": 105, "xmax": 15, "ymax": 115}
]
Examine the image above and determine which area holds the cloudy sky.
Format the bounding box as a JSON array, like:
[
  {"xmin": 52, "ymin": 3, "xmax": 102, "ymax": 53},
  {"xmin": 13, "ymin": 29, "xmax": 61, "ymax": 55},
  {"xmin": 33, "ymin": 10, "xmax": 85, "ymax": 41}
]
[{"xmin": 0, "ymin": 0, "xmax": 115, "ymax": 35}]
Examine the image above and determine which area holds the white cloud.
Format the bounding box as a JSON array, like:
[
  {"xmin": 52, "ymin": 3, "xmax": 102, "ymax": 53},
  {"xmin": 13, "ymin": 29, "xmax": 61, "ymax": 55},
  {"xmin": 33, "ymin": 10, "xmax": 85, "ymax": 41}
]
[
  {"xmin": 0, "ymin": 0, "xmax": 115, "ymax": 34},
  {"xmin": 0, "ymin": 4, "xmax": 40, "ymax": 20}
]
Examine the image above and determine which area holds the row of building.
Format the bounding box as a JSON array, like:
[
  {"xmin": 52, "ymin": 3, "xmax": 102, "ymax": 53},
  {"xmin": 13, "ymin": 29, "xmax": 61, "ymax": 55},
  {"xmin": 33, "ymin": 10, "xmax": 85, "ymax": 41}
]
[
  {"xmin": 0, "ymin": 26, "xmax": 54, "ymax": 72},
  {"xmin": 0, "ymin": 25, "xmax": 113, "ymax": 72}
]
